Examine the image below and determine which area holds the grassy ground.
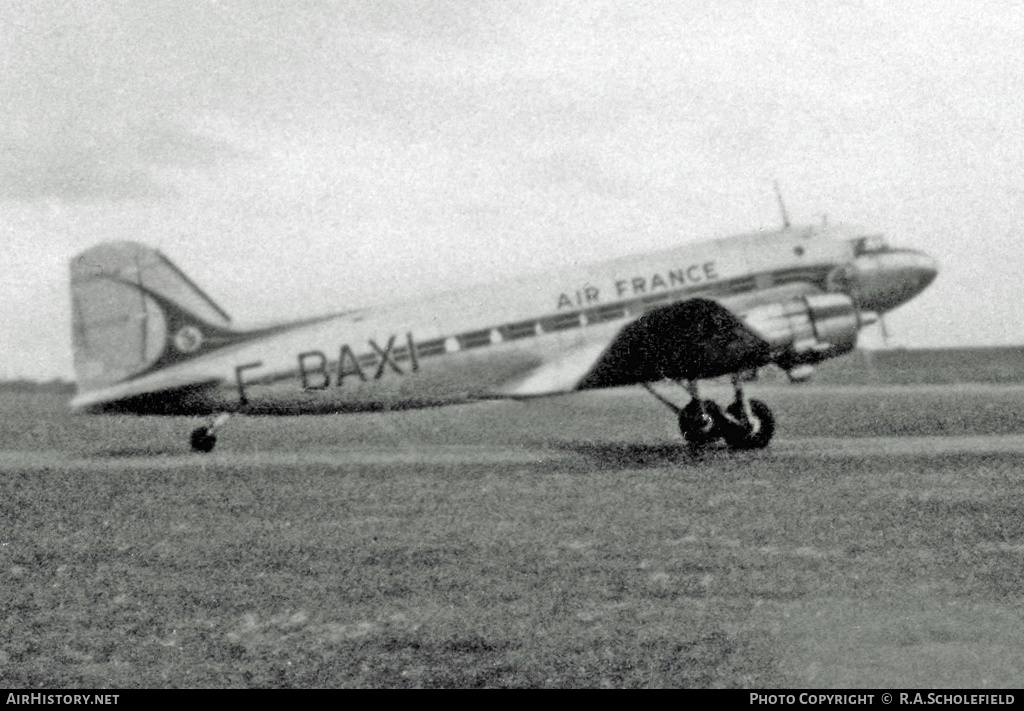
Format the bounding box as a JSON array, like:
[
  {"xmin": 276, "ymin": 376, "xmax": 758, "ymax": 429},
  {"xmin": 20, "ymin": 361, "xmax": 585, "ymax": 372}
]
[{"xmin": 3, "ymin": 385, "xmax": 1024, "ymax": 687}]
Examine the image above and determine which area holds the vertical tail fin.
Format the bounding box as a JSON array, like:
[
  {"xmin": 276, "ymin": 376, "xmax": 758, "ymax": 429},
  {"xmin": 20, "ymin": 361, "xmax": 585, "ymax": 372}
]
[{"xmin": 70, "ymin": 242, "xmax": 234, "ymax": 395}]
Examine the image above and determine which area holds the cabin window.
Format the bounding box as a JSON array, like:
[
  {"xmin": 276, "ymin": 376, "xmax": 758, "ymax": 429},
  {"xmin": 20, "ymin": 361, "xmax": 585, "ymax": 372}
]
[
  {"xmin": 499, "ymin": 320, "xmax": 539, "ymax": 340},
  {"xmin": 853, "ymin": 235, "xmax": 889, "ymax": 255},
  {"xmin": 457, "ymin": 330, "xmax": 493, "ymax": 349},
  {"xmin": 540, "ymin": 312, "xmax": 583, "ymax": 332},
  {"xmin": 415, "ymin": 338, "xmax": 446, "ymax": 358},
  {"xmin": 586, "ymin": 304, "xmax": 625, "ymax": 323}
]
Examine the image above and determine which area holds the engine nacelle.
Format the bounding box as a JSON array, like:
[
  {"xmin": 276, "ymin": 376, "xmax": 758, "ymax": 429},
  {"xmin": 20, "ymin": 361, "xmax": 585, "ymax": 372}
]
[{"xmin": 742, "ymin": 293, "xmax": 862, "ymax": 369}]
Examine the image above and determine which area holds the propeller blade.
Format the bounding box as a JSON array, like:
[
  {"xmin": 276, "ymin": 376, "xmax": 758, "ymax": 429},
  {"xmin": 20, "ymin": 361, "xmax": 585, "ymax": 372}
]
[
  {"xmin": 773, "ymin": 181, "xmax": 791, "ymax": 230},
  {"xmin": 862, "ymin": 345, "xmax": 880, "ymax": 383},
  {"xmin": 878, "ymin": 313, "xmax": 891, "ymax": 346}
]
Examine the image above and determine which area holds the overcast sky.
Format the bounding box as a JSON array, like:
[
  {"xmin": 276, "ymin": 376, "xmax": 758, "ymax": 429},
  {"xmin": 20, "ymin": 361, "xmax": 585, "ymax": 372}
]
[{"xmin": 2, "ymin": 0, "xmax": 1022, "ymax": 381}]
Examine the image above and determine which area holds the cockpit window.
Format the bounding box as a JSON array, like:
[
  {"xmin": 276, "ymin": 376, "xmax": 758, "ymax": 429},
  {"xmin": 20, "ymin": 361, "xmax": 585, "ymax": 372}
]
[{"xmin": 853, "ymin": 234, "xmax": 889, "ymax": 255}]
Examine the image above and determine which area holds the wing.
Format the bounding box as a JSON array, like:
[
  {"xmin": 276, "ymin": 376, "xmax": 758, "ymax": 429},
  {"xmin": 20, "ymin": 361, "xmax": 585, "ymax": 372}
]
[
  {"xmin": 577, "ymin": 298, "xmax": 771, "ymax": 388},
  {"xmin": 499, "ymin": 298, "xmax": 771, "ymax": 397}
]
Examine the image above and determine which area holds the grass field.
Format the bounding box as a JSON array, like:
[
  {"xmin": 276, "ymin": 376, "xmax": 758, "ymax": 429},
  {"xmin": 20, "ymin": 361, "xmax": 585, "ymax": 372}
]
[{"xmin": 4, "ymin": 383, "xmax": 1024, "ymax": 688}]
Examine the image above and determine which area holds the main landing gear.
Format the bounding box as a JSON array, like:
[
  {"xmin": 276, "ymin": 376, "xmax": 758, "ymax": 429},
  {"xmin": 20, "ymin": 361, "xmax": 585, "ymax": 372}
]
[
  {"xmin": 190, "ymin": 413, "xmax": 231, "ymax": 453},
  {"xmin": 642, "ymin": 374, "xmax": 775, "ymax": 456}
]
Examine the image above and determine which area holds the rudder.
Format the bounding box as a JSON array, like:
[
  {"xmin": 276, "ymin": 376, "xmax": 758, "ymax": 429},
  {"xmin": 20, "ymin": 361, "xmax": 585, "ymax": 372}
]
[{"xmin": 70, "ymin": 242, "xmax": 234, "ymax": 395}]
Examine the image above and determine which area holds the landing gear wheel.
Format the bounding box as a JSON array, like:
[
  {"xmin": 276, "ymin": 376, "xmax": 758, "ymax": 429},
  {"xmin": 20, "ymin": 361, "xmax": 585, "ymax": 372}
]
[
  {"xmin": 724, "ymin": 399, "xmax": 775, "ymax": 450},
  {"xmin": 190, "ymin": 426, "xmax": 217, "ymax": 453},
  {"xmin": 678, "ymin": 399, "xmax": 724, "ymax": 454}
]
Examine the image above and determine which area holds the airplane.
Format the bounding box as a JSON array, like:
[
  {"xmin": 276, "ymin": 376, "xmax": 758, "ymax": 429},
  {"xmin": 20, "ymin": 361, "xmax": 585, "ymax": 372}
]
[{"xmin": 69, "ymin": 209, "xmax": 938, "ymax": 454}]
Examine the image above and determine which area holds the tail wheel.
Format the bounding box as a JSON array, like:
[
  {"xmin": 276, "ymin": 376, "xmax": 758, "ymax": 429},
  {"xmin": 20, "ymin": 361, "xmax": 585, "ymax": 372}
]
[
  {"xmin": 190, "ymin": 427, "xmax": 217, "ymax": 453},
  {"xmin": 724, "ymin": 399, "xmax": 775, "ymax": 450}
]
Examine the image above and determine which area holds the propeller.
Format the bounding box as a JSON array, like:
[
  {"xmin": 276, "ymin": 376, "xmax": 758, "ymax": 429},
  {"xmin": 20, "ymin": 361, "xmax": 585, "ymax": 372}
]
[
  {"xmin": 829, "ymin": 257, "xmax": 892, "ymax": 348},
  {"xmin": 824, "ymin": 258, "xmax": 885, "ymax": 385},
  {"xmin": 773, "ymin": 181, "xmax": 791, "ymax": 230},
  {"xmin": 835, "ymin": 257, "xmax": 891, "ymax": 383},
  {"xmin": 877, "ymin": 312, "xmax": 891, "ymax": 346},
  {"xmin": 837, "ymin": 264, "xmax": 878, "ymax": 381},
  {"xmin": 853, "ymin": 267, "xmax": 893, "ymax": 348}
]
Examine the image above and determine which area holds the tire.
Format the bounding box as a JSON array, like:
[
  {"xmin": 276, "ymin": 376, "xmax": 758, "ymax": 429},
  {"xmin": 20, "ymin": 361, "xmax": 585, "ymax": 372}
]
[
  {"xmin": 724, "ymin": 399, "xmax": 775, "ymax": 450},
  {"xmin": 678, "ymin": 399, "xmax": 724, "ymax": 453},
  {"xmin": 190, "ymin": 427, "xmax": 217, "ymax": 453}
]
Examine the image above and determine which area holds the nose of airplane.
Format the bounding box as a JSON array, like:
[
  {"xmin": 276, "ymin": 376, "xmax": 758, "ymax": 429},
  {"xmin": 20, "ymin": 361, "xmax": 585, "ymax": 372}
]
[{"xmin": 851, "ymin": 248, "xmax": 938, "ymax": 313}]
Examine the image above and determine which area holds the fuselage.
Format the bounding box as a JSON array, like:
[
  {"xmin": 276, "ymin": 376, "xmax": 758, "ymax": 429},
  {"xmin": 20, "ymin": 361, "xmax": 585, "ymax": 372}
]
[{"xmin": 70, "ymin": 223, "xmax": 937, "ymax": 414}]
